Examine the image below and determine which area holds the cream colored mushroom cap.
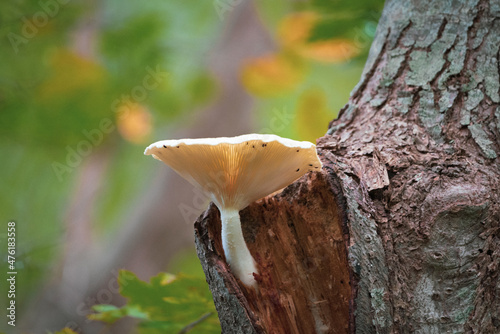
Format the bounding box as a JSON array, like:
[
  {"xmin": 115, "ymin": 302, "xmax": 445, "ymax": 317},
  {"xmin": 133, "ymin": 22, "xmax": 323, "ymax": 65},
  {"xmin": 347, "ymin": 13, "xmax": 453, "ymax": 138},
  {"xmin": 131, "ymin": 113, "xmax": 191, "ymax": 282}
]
[{"xmin": 144, "ymin": 134, "xmax": 322, "ymax": 210}]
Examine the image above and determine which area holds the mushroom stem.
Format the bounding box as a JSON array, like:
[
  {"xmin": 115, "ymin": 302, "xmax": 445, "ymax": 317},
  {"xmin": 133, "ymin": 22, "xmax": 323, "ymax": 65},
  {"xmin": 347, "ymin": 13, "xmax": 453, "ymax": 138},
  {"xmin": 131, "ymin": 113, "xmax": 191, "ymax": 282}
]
[{"xmin": 219, "ymin": 208, "xmax": 257, "ymax": 287}]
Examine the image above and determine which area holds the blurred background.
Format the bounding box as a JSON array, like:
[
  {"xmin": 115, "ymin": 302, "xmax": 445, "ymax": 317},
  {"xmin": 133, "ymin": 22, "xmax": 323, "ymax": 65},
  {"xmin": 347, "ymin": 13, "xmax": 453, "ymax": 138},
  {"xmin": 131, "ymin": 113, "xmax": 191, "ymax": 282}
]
[{"xmin": 0, "ymin": 0, "xmax": 383, "ymax": 332}]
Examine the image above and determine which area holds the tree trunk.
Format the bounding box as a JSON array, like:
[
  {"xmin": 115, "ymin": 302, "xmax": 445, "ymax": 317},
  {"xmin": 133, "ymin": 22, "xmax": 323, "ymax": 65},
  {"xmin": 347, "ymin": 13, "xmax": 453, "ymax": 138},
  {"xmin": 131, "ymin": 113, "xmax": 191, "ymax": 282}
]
[{"xmin": 195, "ymin": 0, "xmax": 500, "ymax": 333}]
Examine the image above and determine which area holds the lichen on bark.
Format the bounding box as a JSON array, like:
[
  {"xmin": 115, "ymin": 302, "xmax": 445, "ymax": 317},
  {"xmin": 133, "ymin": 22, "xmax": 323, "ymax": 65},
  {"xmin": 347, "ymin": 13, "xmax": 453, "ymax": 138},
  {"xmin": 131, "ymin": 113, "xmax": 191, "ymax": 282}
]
[{"xmin": 325, "ymin": 0, "xmax": 500, "ymax": 332}]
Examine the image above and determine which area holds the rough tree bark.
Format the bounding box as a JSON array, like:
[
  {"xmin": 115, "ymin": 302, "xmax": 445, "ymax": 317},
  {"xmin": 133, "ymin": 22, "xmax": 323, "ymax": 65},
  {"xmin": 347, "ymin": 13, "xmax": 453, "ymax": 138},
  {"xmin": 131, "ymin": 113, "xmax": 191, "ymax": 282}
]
[{"xmin": 195, "ymin": 0, "xmax": 500, "ymax": 333}]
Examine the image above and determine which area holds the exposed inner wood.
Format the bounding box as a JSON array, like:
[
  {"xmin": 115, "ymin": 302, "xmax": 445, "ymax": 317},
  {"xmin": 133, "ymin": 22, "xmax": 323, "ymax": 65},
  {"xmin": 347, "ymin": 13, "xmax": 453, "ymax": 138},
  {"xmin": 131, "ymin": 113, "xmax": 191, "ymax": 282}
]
[{"xmin": 195, "ymin": 171, "xmax": 352, "ymax": 333}]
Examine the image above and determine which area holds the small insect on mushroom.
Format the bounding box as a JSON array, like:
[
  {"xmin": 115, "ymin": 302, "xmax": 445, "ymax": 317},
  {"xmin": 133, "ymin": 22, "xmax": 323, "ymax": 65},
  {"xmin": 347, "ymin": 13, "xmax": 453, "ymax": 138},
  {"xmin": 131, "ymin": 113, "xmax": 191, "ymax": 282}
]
[{"xmin": 144, "ymin": 134, "xmax": 322, "ymax": 287}]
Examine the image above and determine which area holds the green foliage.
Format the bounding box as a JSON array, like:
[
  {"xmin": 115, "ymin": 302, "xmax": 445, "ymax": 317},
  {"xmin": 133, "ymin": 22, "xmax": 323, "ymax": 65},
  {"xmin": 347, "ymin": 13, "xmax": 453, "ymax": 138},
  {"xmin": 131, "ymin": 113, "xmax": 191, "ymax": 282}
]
[
  {"xmin": 100, "ymin": 13, "xmax": 167, "ymax": 78},
  {"xmin": 307, "ymin": 0, "xmax": 385, "ymax": 43},
  {"xmin": 0, "ymin": 0, "xmax": 218, "ymax": 149},
  {"xmin": 89, "ymin": 270, "xmax": 220, "ymax": 333},
  {"xmin": 0, "ymin": 0, "xmax": 220, "ymax": 315},
  {"xmin": 0, "ymin": 143, "xmax": 70, "ymax": 309},
  {"xmin": 0, "ymin": 1, "xmax": 86, "ymax": 147}
]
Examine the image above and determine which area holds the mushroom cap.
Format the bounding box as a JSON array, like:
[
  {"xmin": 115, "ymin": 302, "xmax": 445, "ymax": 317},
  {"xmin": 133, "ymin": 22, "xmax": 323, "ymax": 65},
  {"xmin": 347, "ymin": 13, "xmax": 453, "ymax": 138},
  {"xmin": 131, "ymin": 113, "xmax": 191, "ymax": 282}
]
[{"xmin": 145, "ymin": 134, "xmax": 322, "ymax": 210}]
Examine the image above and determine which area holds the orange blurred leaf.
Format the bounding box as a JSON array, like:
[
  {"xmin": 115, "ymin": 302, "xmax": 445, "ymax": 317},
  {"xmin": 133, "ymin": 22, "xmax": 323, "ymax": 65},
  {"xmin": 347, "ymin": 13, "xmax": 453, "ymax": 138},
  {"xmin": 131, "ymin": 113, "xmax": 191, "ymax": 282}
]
[
  {"xmin": 240, "ymin": 53, "xmax": 305, "ymax": 97},
  {"xmin": 116, "ymin": 103, "xmax": 152, "ymax": 144},
  {"xmin": 299, "ymin": 39, "xmax": 360, "ymax": 63},
  {"xmin": 278, "ymin": 12, "xmax": 360, "ymax": 63},
  {"xmin": 278, "ymin": 12, "xmax": 318, "ymax": 48}
]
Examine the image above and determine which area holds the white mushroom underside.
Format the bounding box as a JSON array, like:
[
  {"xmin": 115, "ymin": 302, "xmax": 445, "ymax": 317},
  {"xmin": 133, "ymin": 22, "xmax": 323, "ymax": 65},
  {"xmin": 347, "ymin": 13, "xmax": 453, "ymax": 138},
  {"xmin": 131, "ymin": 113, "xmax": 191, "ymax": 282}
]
[
  {"xmin": 145, "ymin": 133, "xmax": 322, "ymax": 210},
  {"xmin": 145, "ymin": 133, "xmax": 322, "ymax": 287}
]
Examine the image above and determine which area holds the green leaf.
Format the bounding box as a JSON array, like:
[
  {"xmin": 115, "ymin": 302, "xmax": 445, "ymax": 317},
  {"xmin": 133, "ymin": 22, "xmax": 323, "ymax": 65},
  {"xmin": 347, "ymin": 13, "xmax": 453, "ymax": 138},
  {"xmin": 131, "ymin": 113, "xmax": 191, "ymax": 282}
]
[
  {"xmin": 88, "ymin": 305, "xmax": 124, "ymax": 325},
  {"xmin": 92, "ymin": 304, "xmax": 121, "ymax": 313},
  {"xmin": 306, "ymin": 0, "xmax": 385, "ymax": 42},
  {"xmin": 90, "ymin": 270, "xmax": 220, "ymax": 333},
  {"xmin": 89, "ymin": 303, "xmax": 150, "ymax": 325}
]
